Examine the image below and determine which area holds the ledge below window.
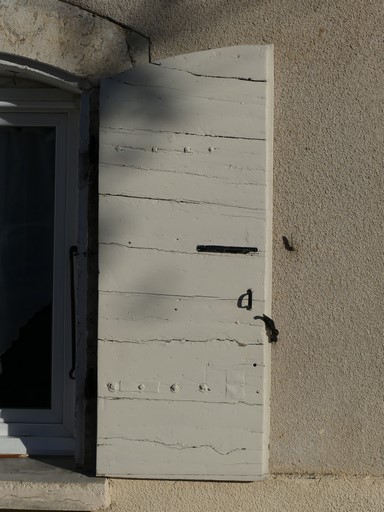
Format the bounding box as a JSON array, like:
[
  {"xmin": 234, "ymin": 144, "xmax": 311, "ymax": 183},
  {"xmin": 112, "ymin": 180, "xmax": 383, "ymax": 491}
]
[{"xmin": 0, "ymin": 457, "xmax": 110, "ymax": 511}]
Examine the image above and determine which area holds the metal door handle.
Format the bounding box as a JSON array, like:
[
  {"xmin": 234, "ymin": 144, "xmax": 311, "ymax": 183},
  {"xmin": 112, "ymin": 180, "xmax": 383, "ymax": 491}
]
[{"xmin": 237, "ymin": 289, "xmax": 253, "ymax": 310}]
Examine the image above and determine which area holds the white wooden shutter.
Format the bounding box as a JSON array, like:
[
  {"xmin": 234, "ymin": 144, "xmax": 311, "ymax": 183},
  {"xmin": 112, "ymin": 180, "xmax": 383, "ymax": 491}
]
[{"xmin": 97, "ymin": 46, "xmax": 273, "ymax": 480}]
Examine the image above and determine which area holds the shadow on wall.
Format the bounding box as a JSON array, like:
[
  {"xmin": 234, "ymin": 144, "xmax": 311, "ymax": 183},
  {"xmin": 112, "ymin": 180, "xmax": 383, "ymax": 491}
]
[
  {"xmin": 0, "ymin": 0, "xmax": 268, "ymax": 472},
  {"xmin": 61, "ymin": 0, "xmax": 266, "ymax": 55}
]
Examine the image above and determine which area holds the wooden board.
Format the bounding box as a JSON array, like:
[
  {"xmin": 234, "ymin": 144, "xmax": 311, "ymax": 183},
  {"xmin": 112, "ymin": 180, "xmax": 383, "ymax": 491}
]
[{"xmin": 99, "ymin": 291, "xmax": 266, "ymax": 344}]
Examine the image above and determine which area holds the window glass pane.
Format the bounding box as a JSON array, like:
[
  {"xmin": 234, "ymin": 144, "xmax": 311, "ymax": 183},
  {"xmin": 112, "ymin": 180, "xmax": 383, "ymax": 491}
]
[{"xmin": 0, "ymin": 126, "xmax": 55, "ymax": 409}]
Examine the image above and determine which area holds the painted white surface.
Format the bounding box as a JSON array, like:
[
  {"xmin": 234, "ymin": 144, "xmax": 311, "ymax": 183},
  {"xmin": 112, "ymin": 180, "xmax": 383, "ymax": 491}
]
[
  {"xmin": 98, "ymin": 291, "xmax": 266, "ymax": 344},
  {"xmin": 99, "ymin": 196, "xmax": 267, "ymax": 252},
  {"xmin": 97, "ymin": 46, "xmax": 273, "ymax": 480}
]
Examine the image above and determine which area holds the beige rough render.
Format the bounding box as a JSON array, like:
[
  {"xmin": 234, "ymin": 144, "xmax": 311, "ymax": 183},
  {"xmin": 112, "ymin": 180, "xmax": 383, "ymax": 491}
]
[{"xmin": 67, "ymin": 0, "xmax": 384, "ymax": 477}]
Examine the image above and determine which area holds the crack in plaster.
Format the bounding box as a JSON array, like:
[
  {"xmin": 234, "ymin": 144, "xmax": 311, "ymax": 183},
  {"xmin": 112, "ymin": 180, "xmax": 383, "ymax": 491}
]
[
  {"xmin": 0, "ymin": 493, "xmax": 88, "ymax": 504},
  {"xmin": 126, "ymin": 41, "xmax": 137, "ymax": 68},
  {"xmin": 57, "ymin": 0, "xmax": 150, "ymax": 40}
]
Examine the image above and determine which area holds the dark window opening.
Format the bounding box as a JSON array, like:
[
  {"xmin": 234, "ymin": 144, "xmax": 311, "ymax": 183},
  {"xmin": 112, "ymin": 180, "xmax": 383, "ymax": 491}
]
[{"xmin": 0, "ymin": 126, "xmax": 55, "ymax": 409}]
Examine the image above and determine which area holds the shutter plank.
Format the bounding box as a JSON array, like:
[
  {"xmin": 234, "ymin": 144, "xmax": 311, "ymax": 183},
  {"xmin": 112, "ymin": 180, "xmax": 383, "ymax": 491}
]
[
  {"xmin": 97, "ymin": 441, "xmax": 264, "ymax": 480},
  {"xmin": 100, "ymin": 129, "xmax": 267, "ymax": 175},
  {"xmin": 101, "ymin": 70, "xmax": 266, "ymax": 139},
  {"xmin": 99, "ymin": 291, "xmax": 265, "ymax": 345},
  {"xmin": 99, "ymin": 246, "xmax": 265, "ymax": 297},
  {"xmin": 99, "ymin": 163, "xmax": 266, "ymax": 210},
  {"xmin": 97, "ymin": 399, "xmax": 265, "ymax": 479},
  {"xmin": 99, "ymin": 197, "xmax": 266, "ymax": 252},
  {"xmin": 99, "ymin": 340, "xmax": 264, "ymax": 404}
]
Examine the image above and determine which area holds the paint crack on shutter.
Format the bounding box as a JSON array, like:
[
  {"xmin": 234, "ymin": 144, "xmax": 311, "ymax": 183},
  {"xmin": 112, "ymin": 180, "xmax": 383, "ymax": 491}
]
[
  {"xmin": 100, "ymin": 160, "xmax": 266, "ymax": 184},
  {"xmin": 98, "ymin": 438, "xmax": 248, "ymax": 456},
  {"xmin": 101, "ymin": 396, "xmax": 259, "ymax": 406},
  {"xmin": 100, "ymin": 126, "xmax": 265, "ymax": 141},
  {"xmin": 151, "ymin": 63, "xmax": 267, "ymax": 83}
]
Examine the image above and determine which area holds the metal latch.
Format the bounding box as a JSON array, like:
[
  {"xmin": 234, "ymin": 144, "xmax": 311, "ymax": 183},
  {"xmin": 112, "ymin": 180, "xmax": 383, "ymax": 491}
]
[{"xmin": 196, "ymin": 245, "xmax": 258, "ymax": 254}]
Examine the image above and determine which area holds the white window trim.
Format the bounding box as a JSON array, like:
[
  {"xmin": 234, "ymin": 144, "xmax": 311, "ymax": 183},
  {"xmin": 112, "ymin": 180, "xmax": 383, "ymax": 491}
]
[{"xmin": 0, "ymin": 90, "xmax": 79, "ymax": 455}]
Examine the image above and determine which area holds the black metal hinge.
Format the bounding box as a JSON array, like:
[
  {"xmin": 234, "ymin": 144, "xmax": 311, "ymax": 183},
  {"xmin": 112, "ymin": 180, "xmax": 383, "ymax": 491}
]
[{"xmin": 255, "ymin": 314, "xmax": 279, "ymax": 343}]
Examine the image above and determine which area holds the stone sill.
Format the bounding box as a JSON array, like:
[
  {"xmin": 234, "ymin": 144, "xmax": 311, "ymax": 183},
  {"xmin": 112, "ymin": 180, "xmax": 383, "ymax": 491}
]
[{"xmin": 0, "ymin": 457, "xmax": 110, "ymax": 511}]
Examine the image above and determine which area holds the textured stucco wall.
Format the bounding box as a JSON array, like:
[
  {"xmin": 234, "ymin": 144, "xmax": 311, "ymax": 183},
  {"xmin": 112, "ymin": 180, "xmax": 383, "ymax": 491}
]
[
  {"xmin": 1, "ymin": 0, "xmax": 384, "ymax": 508},
  {"xmin": 109, "ymin": 476, "xmax": 384, "ymax": 512},
  {"xmin": 66, "ymin": 0, "xmax": 384, "ymax": 477}
]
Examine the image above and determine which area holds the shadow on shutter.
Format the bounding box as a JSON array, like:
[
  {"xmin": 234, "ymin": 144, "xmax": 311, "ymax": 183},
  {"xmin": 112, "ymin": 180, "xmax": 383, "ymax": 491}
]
[{"xmin": 97, "ymin": 45, "xmax": 273, "ymax": 481}]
